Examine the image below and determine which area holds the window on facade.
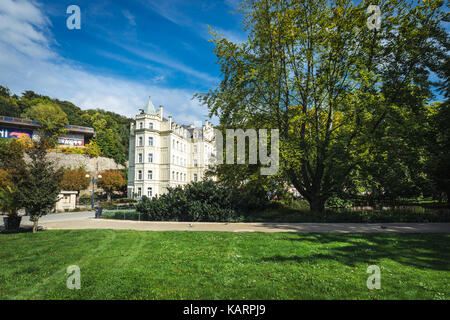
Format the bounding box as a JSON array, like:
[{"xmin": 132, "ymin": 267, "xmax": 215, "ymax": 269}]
[
  {"xmin": 194, "ymin": 174, "xmax": 198, "ymax": 182},
  {"xmin": 137, "ymin": 187, "xmax": 142, "ymax": 197},
  {"xmin": 194, "ymin": 145, "xmax": 197, "ymax": 153},
  {"xmin": 148, "ymin": 170, "xmax": 153, "ymax": 180},
  {"xmin": 172, "ymin": 171, "xmax": 175, "ymax": 180},
  {"xmin": 138, "ymin": 153, "xmax": 142, "ymax": 163},
  {"xmin": 138, "ymin": 170, "xmax": 142, "ymax": 180},
  {"xmin": 149, "ymin": 122, "xmax": 153, "ymax": 130},
  {"xmin": 138, "ymin": 136, "xmax": 143, "ymax": 146},
  {"xmin": 184, "ymin": 173, "xmax": 186, "ymax": 181},
  {"xmin": 148, "ymin": 153, "xmax": 153, "ymax": 163},
  {"xmin": 177, "ymin": 141, "xmax": 179, "ymax": 150},
  {"xmin": 194, "ymin": 159, "xmax": 198, "ymax": 167},
  {"xmin": 147, "ymin": 187, "xmax": 152, "ymax": 197},
  {"xmin": 176, "ymin": 172, "xmax": 179, "ymax": 181},
  {"xmin": 148, "ymin": 137, "xmax": 153, "ymax": 146},
  {"xmin": 139, "ymin": 122, "xmax": 143, "ymax": 129}
]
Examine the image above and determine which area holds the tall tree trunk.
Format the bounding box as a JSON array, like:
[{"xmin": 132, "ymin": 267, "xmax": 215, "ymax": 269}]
[
  {"xmin": 309, "ymin": 196, "xmax": 325, "ymax": 212},
  {"xmin": 446, "ymin": 190, "xmax": 450, "ymax": 206},
  {"xmin": 32, "ymin": 219, "xmax": 39, "ymax": 233}
]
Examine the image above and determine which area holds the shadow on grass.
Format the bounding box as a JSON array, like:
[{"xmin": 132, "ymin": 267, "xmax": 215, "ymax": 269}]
[
  {"xmin": 0, "ymin": 225, "xmax": 45, "ymax": 234},
  {"xmin": 260, "ymin": 233, "xmax": 450, "ymax": 271}
]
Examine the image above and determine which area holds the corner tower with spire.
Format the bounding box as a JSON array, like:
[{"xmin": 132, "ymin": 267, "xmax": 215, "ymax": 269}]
[{"xmin": 127, "ymin": 96, "xmax": 215, "ymax": 199}]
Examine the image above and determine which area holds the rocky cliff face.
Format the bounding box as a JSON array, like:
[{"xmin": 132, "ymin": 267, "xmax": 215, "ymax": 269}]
[{"xmin": 46, "ymin": 151, "xmax": 126, "ymax": 172}]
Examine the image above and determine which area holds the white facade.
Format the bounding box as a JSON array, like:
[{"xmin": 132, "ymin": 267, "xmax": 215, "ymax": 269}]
[
  {"xmin": 127, "ymin": 97, "xmax": 216, "ymax": 199},
  {"xmin": 55, "ymin": 191, "xmax": 78, "ymax": 212}
]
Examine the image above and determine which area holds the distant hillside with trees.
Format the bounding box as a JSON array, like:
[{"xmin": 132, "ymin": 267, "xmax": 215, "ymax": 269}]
[{"xmin": 0, "ymin": 86, "xmax": 132, "ymax": 164}]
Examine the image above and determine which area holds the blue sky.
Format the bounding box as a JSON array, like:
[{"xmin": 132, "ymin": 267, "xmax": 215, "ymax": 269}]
[{"xmin": 0, "ymin": 0, "xmax": 246, "ymax": 124}]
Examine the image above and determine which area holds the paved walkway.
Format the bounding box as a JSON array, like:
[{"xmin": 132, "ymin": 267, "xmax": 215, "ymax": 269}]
[{"xmin": 12, "ymin": 214, "xmax": 450, "ymax": 233}]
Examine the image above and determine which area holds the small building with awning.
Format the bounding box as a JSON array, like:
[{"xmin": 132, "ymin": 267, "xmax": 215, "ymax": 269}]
[{"xmin": 0, "ymin": 115, "xmax": 95, "ymax": 147}]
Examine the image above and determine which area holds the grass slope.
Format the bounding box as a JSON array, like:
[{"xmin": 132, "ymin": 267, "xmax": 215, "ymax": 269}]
[{"xmin": 0, "ymin": 230, "xmax": 449, "ymax": 300}]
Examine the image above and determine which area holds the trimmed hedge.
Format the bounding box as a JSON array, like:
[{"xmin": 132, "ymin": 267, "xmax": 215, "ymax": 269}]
[{"xmin": 136, "ymin": 180, "xmax": 243, "ymax": 222}]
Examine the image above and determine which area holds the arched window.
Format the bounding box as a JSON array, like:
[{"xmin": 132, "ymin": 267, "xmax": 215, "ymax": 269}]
[
  {"xmin": 138, "ymin": 136, "xmax": 143, "ymax": 146},
  {"xmin": 138, "ymin": 170, "xmax": 142, "ymax": 180}
]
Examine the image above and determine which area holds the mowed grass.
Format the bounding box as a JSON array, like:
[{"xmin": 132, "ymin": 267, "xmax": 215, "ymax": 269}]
[{"xmin": 0, "ymin": 230, "xmax": 449, "ymax": 300}]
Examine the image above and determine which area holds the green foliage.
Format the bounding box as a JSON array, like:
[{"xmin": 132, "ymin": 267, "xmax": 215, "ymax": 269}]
[
  {"xmin": 136, "ymin": 180, "xmax": 241, "ymax": 222},
  {"xmin": 0, "ymin": 185, "xmax": 22, "ymax": 217},
  {"xmin": 197, "ymin": 0, "xmax": 448, "ymax": 212},
  {"xmin": 0, "ymin": 139, "xmax": 26, "ymax": 216},
  {"xmin": 246, "ymin": 203, "xmax": 450, "ymax": 223},
  {"xmin": 0, "ymin": 87, "xmax": 132, "ymax": 164},
  {"xmin": 23, "ymin": 101, "xmax": 69, "ymax": 145},
  {"xmin": 0, "ymin": 138, "xmax": 25, "ymax": 172},
  {"xmin": 325, "ymin": 196, "xmax": 354, "ymax": 208},
  {"xmin": 20, "ymin": 140, "xmax": 64, "ymax": 232},
  {"xmin": 60, "ymin": 168, "xmax": 89, "ymax": 193},
  {"xmin": 84, "ymin": 139, "xmax": 101, "ymax": 157},
  {"xmin": 425, "ymin": 102, "xmax": 450, "ymax": 203},
  {"xmin": 78, "ymin": 194, "xmax": 92, "ymax": 205},
  {"xmin": 0, "ymin": 86, "xmax": 20, "ymax": 117},
  {"xmin": 102, "ymin": 210, "xmax": 141, "ymax": 220},
  {"xmin": 97, "ymin": 169, "xmax": 127, "ymax": 201}
]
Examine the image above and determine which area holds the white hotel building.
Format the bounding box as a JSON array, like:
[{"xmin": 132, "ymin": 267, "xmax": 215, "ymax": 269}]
[{"xmin": 127, "ymin": 97, "xmax": 216, "ymax": 199}]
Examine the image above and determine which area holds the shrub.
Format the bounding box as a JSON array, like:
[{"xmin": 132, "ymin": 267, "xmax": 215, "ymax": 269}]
[
  {"xmin": 79, "ymin": 194, "xmax": 92, "ymax": 205},
  {"xmin": 102, "ymin": 210, "xmax": 141, "ymax": 220},
  {"xmin": 136, "ymin": 180, "xmax": 241, "ymax": 222},
  {"xmin": 325, "ymin": 196, "xmax": 354, "ymax": 208}
]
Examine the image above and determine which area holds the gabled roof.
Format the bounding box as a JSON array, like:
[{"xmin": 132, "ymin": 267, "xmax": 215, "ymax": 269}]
[{"xmin": 144, "ymin": 96, "xmax": 157, "ymax": 114}]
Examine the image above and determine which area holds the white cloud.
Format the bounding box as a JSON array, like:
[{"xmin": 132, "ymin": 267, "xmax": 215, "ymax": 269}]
[
  {"xmin": 140, "ymin": 0, "xmax": 193, "ymax": 27},
  {"xmin": 122, "ymin": 9, "xmax": 136, "ymax": 26},
  {"xmin": 204, "ymin": 25, "xmax": 247, "ymax": 44},
  {"xmin": 0, "ymin": 0, "xmax": 213, "ymax": 125},
  {"xmin": 117, "ymin": 44, "xmax": 219, "ymax": 85}
]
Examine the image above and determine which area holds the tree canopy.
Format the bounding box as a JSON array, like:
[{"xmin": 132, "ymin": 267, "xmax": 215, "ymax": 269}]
[
  {"xmin": 0, "ymin": 86, "xmax": 132, "ymax": 164},
  {"xmin": 197, "ymin": 0, "xmax": 449, "ymax": 210}
]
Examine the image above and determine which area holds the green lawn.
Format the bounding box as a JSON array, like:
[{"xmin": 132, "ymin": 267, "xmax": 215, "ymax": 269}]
[{"xmin": 0, "ymin": 230, "xmax": 449, "ymax": 300}]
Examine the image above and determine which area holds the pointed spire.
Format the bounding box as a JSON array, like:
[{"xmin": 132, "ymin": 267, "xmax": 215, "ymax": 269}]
[{"xmin": 144, "ymin": 96, "xmax": 157, "ymax": 114}]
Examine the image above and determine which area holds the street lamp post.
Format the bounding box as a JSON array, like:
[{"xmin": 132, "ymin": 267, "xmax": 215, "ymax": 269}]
[{"xmin": 85, "ymin": 174, "xmax": 102, "ymax": 210}]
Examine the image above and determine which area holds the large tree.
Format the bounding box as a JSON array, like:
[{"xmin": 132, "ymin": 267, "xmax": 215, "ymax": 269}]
[
  {"xmin": 59, "ymin": 168, "xmax": 90, "ymax": 203},
  {"xmin": 197, "ymin": 0, "xmax": 448, "ymax": 211},
  {"xmin": 97, "ymin": 169, "xmax": 126, "ymax": 202}
]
